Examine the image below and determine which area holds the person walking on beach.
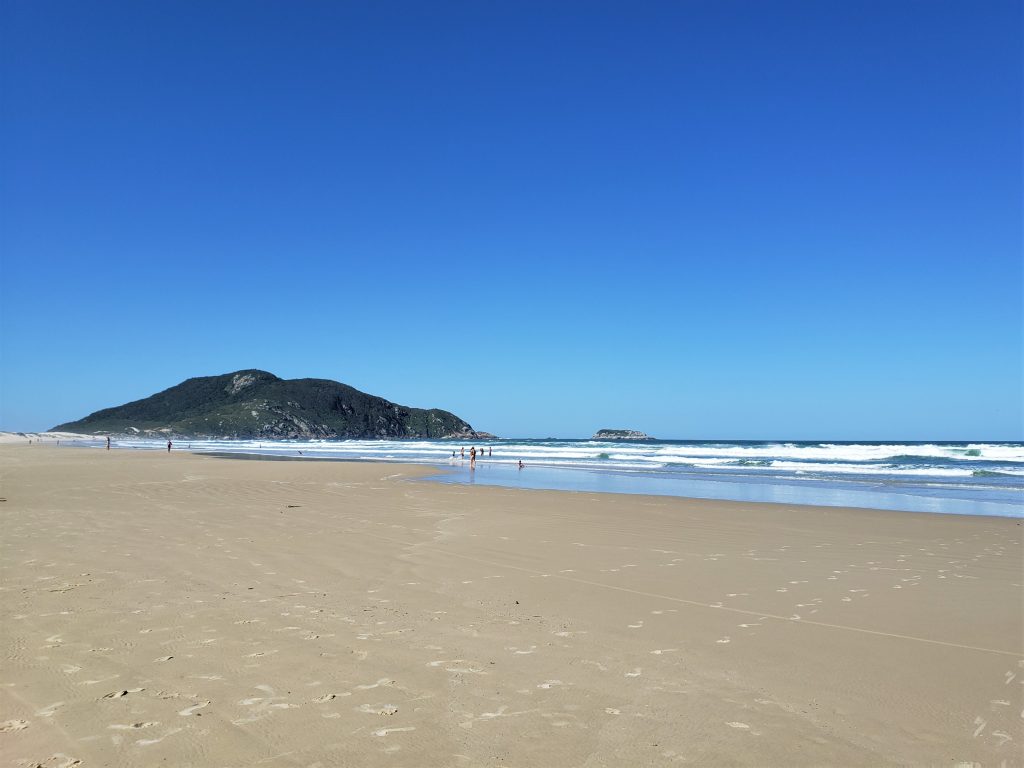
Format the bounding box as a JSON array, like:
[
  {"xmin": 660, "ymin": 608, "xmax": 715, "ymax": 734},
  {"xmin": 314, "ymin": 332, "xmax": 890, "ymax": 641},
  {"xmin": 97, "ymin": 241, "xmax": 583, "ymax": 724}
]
[
  {"xmin": 518, "ymin": 460, "xmax": 524, "ymax": 470},
  {"xmin": 167, "ymin": 440, "xmax": 172, "ymax": 453},
  {"xmin": 488, "ymin": 446, "xmax": 492, "ymax": 457},
  {"xmin": 470, "ymin": 446, "xmax": 476, "ymax": 469},
  {"xmin": 106, "ymin": 436, "xmax": 111, "ymax": 450},
  {"xmin": 461, "ymin": 447, "xmax": 465, "ymax": 459}
]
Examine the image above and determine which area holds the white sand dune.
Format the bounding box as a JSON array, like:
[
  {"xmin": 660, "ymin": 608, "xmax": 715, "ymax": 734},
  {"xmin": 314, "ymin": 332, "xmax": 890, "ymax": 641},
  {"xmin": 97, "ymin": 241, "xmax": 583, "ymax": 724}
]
[{"xmin": 0, "ymin": 431, "xmax": 95, "ymax": 444}]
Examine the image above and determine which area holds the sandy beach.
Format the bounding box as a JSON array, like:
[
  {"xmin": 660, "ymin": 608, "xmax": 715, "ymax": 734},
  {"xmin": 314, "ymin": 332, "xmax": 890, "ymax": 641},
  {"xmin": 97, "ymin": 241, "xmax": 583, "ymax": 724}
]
[{"xmin": 0, "ymin": 446, "xmax": 1020, "ymax": 767}]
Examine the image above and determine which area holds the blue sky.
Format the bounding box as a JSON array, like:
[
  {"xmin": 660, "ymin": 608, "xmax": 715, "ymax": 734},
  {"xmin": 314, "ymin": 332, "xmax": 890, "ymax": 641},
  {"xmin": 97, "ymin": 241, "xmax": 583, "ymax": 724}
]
[{"xmin": 1, "ymin": 1, "xmax": 1020, "ymax": 439}]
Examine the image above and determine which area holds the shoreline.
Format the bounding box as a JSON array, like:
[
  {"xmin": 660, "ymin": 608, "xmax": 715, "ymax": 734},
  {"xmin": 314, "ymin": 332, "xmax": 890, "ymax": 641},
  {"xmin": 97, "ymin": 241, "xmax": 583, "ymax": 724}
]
[
  {"xmin": 203, "ymin": 450, "xmax": 1024, "ymax": 524},
  {"xmin": 1, "ymin": 445, "xmax": 1021, "ymax": 765},
  {"xmin": 18, "ymin": 437, "xmax": 1023, "ymax": 518}
]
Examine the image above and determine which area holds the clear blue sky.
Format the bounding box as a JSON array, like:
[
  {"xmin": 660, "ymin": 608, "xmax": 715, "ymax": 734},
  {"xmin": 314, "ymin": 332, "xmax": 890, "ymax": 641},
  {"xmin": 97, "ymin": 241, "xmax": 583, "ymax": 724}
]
[{"xmin": 1, "ymin": 1, "xmax": 1020, "ymax": 439}]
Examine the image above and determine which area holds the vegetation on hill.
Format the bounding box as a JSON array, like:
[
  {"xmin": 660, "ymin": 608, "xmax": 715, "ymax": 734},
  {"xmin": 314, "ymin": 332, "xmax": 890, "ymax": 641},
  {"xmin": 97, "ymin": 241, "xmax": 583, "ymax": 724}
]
[{"xmin": 53, "ymin": 370, "xmax": 487, "ymax": 439}]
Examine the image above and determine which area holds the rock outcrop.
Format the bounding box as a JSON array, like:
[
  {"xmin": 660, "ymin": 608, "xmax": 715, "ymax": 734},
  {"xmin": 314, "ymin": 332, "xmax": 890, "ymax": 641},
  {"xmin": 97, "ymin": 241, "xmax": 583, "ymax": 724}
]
[
  {"xmin": 592, "ymin": 429, "xmax": 653, "ymax": 441},
  {"xmin": 54, "ymin": 370, "xmax": 492, "ymax": 440}
]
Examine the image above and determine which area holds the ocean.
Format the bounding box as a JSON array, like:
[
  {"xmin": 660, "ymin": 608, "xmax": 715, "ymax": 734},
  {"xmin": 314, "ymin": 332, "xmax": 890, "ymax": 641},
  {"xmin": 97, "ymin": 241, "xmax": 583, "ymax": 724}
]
[{"xmin": 86, "ymin": 437, "xmax": 1022, "ymax": 518}]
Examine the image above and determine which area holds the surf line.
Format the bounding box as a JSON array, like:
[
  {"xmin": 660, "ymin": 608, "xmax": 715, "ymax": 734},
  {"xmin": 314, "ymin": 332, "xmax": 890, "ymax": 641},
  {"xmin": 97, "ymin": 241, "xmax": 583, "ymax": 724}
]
[{"xmin": 348, "ymin": 526, "xmax": 1023, "ymax": 659}]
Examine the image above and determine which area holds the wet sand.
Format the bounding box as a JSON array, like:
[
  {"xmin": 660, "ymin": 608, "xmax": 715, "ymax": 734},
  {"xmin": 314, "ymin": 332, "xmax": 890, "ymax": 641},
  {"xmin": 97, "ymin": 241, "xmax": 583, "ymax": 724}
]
[{"xmin": 1, "ymin": 446, "xmax": 1021, "ymax": 766}]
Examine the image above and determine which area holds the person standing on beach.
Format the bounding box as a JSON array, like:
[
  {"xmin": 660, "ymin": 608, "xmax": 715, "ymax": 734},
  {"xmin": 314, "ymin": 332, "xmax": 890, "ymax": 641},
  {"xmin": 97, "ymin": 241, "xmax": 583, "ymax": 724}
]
[
  {"xmin": 106, "ymin": 436, "xmax": 111, "ymax": 451},
  {"xmin": 518, "ymin": 460, "xmax": 524, "ymax": 470},
  {"xmin": 461, "ymin": 447, "xmax": 465, "ymax": 459},
  {"xmin": 470, "ymin": 446, "xmax": 476, "ymax": 469},
  {"xmin": 488, "ymin": 446, "xmax": 492, "ymax": 457},
  {"xmin": 167, "ymin": 440, "xmax": 172, "ymax": 453}
]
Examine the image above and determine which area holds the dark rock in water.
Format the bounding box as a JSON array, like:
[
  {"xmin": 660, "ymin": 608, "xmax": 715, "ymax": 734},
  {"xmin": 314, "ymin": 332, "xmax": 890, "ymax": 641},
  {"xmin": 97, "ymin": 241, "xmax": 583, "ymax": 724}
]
[
  {"xmin": 54, "ymin": 369, "xmax": 492, "ymax": 440},
  {"xmin": 592, "ymin": 429, "xmax": 653, "ymax": 441}
]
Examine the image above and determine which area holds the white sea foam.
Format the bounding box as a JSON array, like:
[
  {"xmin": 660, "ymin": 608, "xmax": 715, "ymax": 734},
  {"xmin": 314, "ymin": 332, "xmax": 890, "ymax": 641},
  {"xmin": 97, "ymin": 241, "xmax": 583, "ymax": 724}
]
[
  {"xmin": 99, "ymin": 437, "xmax": 1024, "ymax": 484},
  {"xmin": 63, "ymin": 435, "xmax": 1018, "ymax": 517}
]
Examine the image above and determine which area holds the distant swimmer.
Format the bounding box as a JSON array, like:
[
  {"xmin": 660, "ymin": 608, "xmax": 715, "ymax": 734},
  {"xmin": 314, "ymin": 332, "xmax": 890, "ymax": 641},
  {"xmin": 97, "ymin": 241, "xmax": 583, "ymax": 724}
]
[
  {"xmin": 470, "ymin": 446, "xmax": 476, "ymax": 469},
  {"xmin": 518, "ymin": 460, "xmax": 524, "ymax": 470},
  {"xmin": 452, "ymin": 451, "xmax": 456, "ymax": 459},
  {"xmin": 167, "ymin": 440, "xmax": 172, "ymax": 453}
]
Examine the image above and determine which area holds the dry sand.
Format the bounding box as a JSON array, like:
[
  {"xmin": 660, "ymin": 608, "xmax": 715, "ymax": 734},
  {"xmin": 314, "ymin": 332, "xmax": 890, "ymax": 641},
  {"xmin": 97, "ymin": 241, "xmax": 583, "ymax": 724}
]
[{"xmin": 0, "ymin": 446, "xmax": 1021, "ymax": 766}]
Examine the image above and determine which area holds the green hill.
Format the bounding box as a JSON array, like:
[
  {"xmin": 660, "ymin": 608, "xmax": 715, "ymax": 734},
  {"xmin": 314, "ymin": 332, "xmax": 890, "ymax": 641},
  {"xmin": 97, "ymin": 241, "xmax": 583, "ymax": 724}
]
[{"xmin": 53, "ymin": 370, "xmax": 490, "ymax": 440}]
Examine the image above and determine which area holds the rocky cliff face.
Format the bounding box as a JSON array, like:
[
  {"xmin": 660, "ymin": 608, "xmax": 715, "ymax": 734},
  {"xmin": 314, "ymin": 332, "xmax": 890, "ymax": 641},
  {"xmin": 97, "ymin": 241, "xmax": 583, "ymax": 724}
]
[{"xmin": 54, "ymin": 370, "xmax": 491, "ymax": 440}]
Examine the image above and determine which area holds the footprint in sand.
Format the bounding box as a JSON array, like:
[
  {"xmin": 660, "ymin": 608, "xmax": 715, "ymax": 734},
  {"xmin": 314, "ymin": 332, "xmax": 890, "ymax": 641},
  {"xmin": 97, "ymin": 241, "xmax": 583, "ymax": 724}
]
[
  {"xmin": 507, "ymin": 645, "xmax": 537, "ymax": 655},
  {"xmin": 625, "ymin": 668, "xmax": 642, "ymax": 678},
  {"xmin": 35, "ymin": 701, "xmax": 64, "ymax": 717},
  {"xmin": 312, "ymin": 693, "xmax": 350, "ymax": 703},
  {"xmin": 627, "ymin": 621, "xmax": 644, "ymax": 629},
  {"xmin": 154, "ymin": 656, "xmax": 174, "ymax": 662},
  {"xmin": 177, "ymin": 701, "xmax": 209, "ymax": 716},
  {"xmin": 537, "ymin": 680, "xmax": 563, "ymax": 689},
  {"xmin": 102, "ymin": 688, "xmax": 144, "ymax": 699},
  {"xmin": 108, "ymin": 722, "xmax": 158, "ymax": 730},
  {"xmin": 28, "ymin": 756, "xmax": 80, "ymax": 768},
  {"xmin": 357, "ymin": 703, "xmax": 399, "ymax": 715},
  {"xmin": 372, "ymin": 726, "xmax": 414, "ymax": 737},
  {"xmin": 137, "ymin": 727, "xmax": 182, "ymax": 746},
  {"xmin": 427, "ymin": 661, "xmax": 485, "ymax": 675},
  {"xmin": 356, "ymin": 677, "xmax": 398, "ymax": 689},
  {"xmin": 0, "ymin": 719, "xmax": 29, "ymax": 731},
  {"xmin": 650, "ymin": 649, "xmax": 678, "ymax": 655},
  {"xmin": 78, "ymin": 675, "xmax": 120, "ymax": 686},
  {"xmin": 727, "ymin": 721, "xmax": 750, "ymax": 729}
]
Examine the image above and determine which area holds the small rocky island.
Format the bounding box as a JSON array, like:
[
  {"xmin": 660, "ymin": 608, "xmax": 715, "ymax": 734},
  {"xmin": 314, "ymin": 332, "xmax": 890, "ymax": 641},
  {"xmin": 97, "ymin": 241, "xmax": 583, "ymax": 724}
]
[{"xmin": 592, "ymin": 429, "xmax": 654, "ymax": 441}]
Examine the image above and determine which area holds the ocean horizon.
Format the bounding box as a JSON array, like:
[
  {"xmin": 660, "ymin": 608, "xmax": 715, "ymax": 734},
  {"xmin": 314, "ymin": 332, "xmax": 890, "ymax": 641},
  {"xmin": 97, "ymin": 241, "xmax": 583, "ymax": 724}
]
[{"xmin": 58, "ymin": 436, "xmax": 1023, "ymax": 518}]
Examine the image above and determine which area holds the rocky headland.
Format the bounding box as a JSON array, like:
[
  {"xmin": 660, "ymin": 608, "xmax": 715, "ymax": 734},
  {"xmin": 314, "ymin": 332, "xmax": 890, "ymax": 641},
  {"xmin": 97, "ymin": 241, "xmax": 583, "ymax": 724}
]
[{"xmin": 54, "ymin": 370, "xmax": 492, "ymax": 440}]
